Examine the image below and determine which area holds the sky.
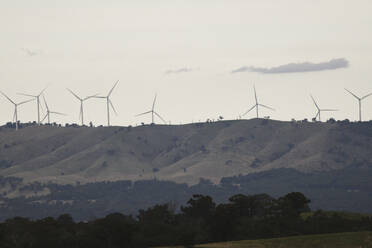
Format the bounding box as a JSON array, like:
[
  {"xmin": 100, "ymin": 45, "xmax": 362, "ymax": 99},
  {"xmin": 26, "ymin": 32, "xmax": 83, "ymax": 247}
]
[{"xmin": 1, "ymin": 0, "xmax": 372, "ymax": 126}]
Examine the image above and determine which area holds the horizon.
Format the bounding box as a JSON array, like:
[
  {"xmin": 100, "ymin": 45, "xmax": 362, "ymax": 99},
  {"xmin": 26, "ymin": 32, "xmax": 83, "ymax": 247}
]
[{"xmin": 0, "ymin": 115, "xmax": 365, "ymax": 129}]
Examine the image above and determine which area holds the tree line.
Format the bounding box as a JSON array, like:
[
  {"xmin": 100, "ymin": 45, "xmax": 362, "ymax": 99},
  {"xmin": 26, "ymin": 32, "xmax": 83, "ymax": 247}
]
[{"xmin": 1, "ymin": 192, "xmax": 372, "ymax": 248}]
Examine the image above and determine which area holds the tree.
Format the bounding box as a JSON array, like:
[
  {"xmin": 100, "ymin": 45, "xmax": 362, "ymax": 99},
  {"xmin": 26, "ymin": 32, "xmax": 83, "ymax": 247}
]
[
  {"xmin": 229, "ymin": 193, "xmax": 274, "ymax": 218},
  {"xmin": 137, "ymin": 204, "xmax": 176, "ymax": 247},
  {"xmin": 138, "ymin": 204, "xmax": 174, "ymax": 224},
  {"xmin": 278, "ymin": 192, "xmax": 311, "ymax": 217},
  {"xmin": 95, "ymin": 213, "xmax": 137, "ymax": 248},
  {"xmin": 181, "ymin": 195, "xmax": 216, "ymax": 221}
]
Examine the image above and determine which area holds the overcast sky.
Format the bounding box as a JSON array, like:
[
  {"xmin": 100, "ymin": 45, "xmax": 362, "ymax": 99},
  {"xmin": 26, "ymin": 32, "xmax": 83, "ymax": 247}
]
[{"xmin": 1, "ymin": 0, "xmax": 372, "ymax": 126}]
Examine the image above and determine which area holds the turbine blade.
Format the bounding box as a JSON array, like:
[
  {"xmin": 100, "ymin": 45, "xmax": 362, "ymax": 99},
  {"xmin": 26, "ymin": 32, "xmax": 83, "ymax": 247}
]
[
  {"xmin": 13, "ymin": 110, "xmax": 16, "ymax": 122},
  {"xmin": 42, "ymin": 95, "xmax": 49, "ymax": 111},
  {"xmin": 253, "ymin": 85, "xmax": 258, "ymax": 104},
  {"xmin": 0, "ymin": 91, "xmax": 15, "ymax": 104},
  {"xmin": 154, "ymin": 111, "xmax": 167, "ymax": 124},
  {"xmin": 66, "ymin": 88, "xmax": 82, "ymax": 101},
  {"xmin": 84, "ymin": 93, "xmax": 101, "ymax": 100},
  {"xmin": 109, "ymin": 100, "xmax": 118, "ymax": 115},
  {"xmin": 41, "ymin": 113, "xmax": 48, "ymax": 122},
  {"xmin": 152, "ymin": 93, "xmax": 157, "ymax": 111},
  {"xmin": 259, "ymin": 103, "xmax": 275, "ymax": 111},
  {"xmin": 108, "ymin": 80, "xmax": 119, "ymax": 97},
  {"xmin": 38, "ymin": 85, "xmax": 49, "ymax": 96},
  {"xmin": 17, "ymin": 93, "xmax": 37, "ymax": 98},
  {"xmin": 241, "ymin": 105, "xmax": 256, "ymax": 117},
  {"xmin": 135, "ymin": 110, "xmax": 152, "ymax": 117},
  {"xmin": 50, "ymin": 111, "xmax": 66, "ymax": 116},
  {"xmin": 344, "ymin": 88, "xmax": 360, "ymax": 100},
  {"xmin": 314, "ymin": 111, "xmax": 319, "ymax": 120},
  {"xmin": 18, "ymin": 98, "xmax": 35, "ymax": 105},
  {"xmin": 361, "ymin": 92, "xmax": 372, "ymax": 100},
  {"xmin": 320, "ymin": 109, "xmax": 338, "ymax": 112},
  {"xmin": 310, "ymin": 94, "xmax": 320, "ymax": 110}
]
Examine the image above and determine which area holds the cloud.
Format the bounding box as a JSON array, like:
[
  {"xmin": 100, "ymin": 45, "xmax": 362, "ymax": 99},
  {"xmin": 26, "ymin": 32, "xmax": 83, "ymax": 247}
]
[
  {"xmin": 21, "ymin": 48, "xmax": 43, "ymax": 57},
  {"xmin": 231, "ymin": 58, "xmax": 349, "ymax": 74},
  {"xmin": 165, "ymin": 67, "xmax": 198, "ymax": 74}
]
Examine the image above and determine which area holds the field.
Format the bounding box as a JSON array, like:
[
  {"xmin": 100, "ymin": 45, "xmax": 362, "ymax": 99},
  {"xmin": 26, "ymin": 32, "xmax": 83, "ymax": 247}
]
[{"xmin": 164, "ymin": 232, "xmax": 372, "ymax": 248}]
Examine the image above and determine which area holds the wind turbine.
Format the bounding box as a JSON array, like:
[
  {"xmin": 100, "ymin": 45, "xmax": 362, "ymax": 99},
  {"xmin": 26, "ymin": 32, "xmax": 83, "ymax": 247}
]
[
  {"xmin": 136, "ymin": 94, "xmax": 167, "ymax": 124},
  {"xmin": 93, "ymin": 80, "xmax": 119, "ymax": 126},
  {"xmin": 0, "ymin": 91, "xmax": 34, "ymax": 130},
  {"xmin": 42, "ymin": 95, "xmax": 66, "ymax": 124},
  {"xmin": 241, "ymin": 85, "xmax": 275, "ymax": 118},
  {"xmin": 17, "ymin": 86, "xmax": 48, "ymax": 125},
  {"xmin": 344, "ymin": 88, "xmax": 372, "ymax": 122},
  {"xmin": 310, "ymin": 95, "xmax": 338, "ymax": 122},
  {"xmin": 67, "ymin": 88, "xmax": 98, "ymax": 126}
]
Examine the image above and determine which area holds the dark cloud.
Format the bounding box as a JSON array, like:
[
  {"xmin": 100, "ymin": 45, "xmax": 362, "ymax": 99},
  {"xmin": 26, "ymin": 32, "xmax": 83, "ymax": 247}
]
[
  {"xmin": 165, "ymin": 67, "xmax": 198, "ymax": 74},
  {"xmin": 231, "ymin": 58, "xmax": 349, "ymax": 74}
]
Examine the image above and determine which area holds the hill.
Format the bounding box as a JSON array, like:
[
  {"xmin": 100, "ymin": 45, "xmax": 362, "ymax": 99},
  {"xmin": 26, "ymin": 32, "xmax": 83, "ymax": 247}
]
[
  {"xmin": 1, "ymin": 119, "xmax": 371, "ymax": 186},
  {"xmin": 0, "ymin": 119, "xmax": 372, "ymax": 220}
]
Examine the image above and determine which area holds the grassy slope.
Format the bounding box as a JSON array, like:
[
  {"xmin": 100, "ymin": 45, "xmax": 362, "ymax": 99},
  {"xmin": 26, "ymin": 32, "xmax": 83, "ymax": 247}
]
[
  {"xmin": 165, "ymin": 232, "xmax": 372, "ymax": 248},
  {"xmin": 1, "ymin": 119, "xmax": 371, "ymax": 186}
]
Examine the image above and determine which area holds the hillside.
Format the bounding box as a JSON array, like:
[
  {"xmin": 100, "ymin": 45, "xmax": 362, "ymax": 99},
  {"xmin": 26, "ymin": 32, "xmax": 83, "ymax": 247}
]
[
  {"xmin": 1, "ymin": 119, "xmax": 372, "ymax": 220},
  {"xmin": 1, "ymin": 119, "xmax": 371, "ymax": 186}
]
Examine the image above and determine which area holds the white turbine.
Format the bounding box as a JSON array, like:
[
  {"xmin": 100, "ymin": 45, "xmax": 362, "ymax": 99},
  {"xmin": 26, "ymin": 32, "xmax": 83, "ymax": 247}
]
[
  {"xmin": 93, "ymin": 80, "xmax": 119, "ymax": 126},
  {"xmin": 42, "ymin": 95, "xmax": 66, "ymax": 124},
  {"xmin": 242, "ymin": 85, "xmax": 275, "ymax": 118},
  {"xmin": 0, "ymin": 91, "xmax": 34, "ymax": 130},
  {"xmin": 67, "ymin": 89, "xmax": 98, "ymax": 126},
  {"xmin": 136, "ymin": 94, "xmax": 167, "ymax": 124},
  {"xmin": 18, "ymin": 86, "xmax": 48, "ymax": 125},
  {"xmin": 310, "ymin": 95, "xmax": 338, "ymax": 122},
  {"xmin": 344, "ymin": 88, "xmax": 372, "ymax": 122}
]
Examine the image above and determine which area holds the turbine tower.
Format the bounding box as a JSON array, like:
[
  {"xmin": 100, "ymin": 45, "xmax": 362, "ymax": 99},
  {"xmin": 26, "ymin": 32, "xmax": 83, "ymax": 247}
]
[
  {"xmin": 136, "ymin": 94, "xmax": 166, "ymax": 124},
  {"xmin": 310, "ymin": 95, "xmax": 338, "ymax": 122},
  {"xmin": 0, "ymin": 91, "xmax": 34, "ymax": 130},
  {"xmin": 344, "ymin": 88, "xmax": 372, "ymax": 122},
  {"xmin": 242, "ymin": 85, "xmax": 275, "ymax": 118},
  {"xmin": 42, "ymin": 95, "xmax": 66, "ymax": 124},
  {"xmin": 93, "ymin": 80, "xmax": 119, "ymax": 126},
  {"xmin": 67, "ymin": 89, "xmax": 98, "ymax": 126},
  {"xmin": 18, "ymin": 86, "xmax": 48, "ymax": 125}
]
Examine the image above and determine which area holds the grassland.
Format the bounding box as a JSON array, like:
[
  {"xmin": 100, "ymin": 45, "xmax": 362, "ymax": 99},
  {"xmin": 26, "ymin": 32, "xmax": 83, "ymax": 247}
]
[
  {"xmin": 2, "ymin": 119, "xmax": 372, "ymax": 186},
  {"xmin": 164, "ymin": 232, "xmax": 372, "ymax": 248}
]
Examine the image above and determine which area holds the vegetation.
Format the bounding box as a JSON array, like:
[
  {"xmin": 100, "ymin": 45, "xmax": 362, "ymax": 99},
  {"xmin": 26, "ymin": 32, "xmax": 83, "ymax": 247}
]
[
  {"xmin": 2, "ymin": 163, "xmax": 372, "ymax": 221},
  {"xmin": 167, "ymin": 232, "xmax": 372, "ymax": 248},
  {"xmin": 1, "ymin": 192, "xmax": 372, "ymax": 248}
]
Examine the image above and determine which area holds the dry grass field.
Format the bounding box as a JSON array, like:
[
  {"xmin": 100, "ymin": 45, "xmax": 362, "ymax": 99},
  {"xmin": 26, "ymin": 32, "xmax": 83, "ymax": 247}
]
[{"xmin": 162, "ymin": 232, "xmax": 372, "ymax": 248}]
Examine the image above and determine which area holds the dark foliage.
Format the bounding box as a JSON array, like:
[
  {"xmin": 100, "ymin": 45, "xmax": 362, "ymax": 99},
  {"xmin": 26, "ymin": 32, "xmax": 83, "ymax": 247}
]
[{"xmin": 0, "ymin": 192, "xmax": 371, "ymax": 248}]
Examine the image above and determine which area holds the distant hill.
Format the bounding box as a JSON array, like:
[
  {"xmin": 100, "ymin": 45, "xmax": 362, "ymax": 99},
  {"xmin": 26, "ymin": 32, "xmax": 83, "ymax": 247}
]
[
  {"xmin": 1, "ymin": 119, "xmax": 371, "ymax": 186},
  {"xmin": 1, "ymin": 166, "xmax": 372, "ymax": 221},
  {"xmin": 0, "ymin": 119, "xmax": 372, "ymax": 220}
]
